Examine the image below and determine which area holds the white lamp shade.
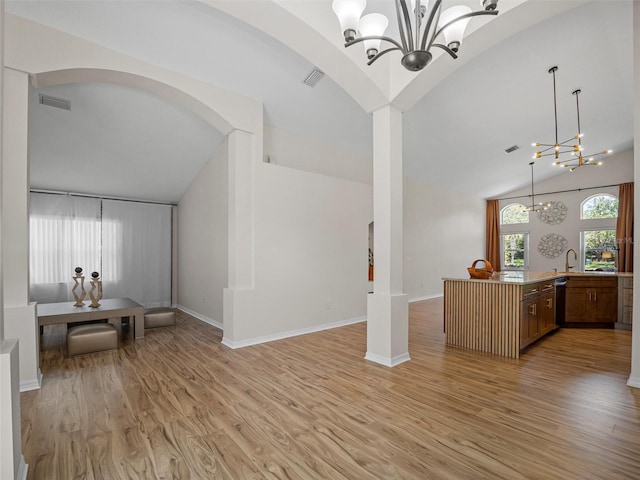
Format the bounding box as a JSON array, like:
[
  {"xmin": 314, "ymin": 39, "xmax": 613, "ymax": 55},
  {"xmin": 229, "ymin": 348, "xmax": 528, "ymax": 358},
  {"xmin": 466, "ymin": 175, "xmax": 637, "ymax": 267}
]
[
  {"xmin": 439, "ymin": 6, "xmax": 472, "ymax": 46},
  {"xmin": 332, "ymin": 0, "xmax": 367, "ymax": 34},
  {"xmin": 359, "ymin": 13, "xmax": 389, "ymax": 54}
]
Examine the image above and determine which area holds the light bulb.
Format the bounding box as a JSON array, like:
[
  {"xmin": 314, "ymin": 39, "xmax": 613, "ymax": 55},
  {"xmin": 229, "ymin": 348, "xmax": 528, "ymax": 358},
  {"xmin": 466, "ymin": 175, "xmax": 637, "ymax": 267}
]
[
  {"xmin": 358, "ymin": 13, "xmax": 388, "ymax": 59},
  {"xmin": 332, "ymin": 0, "xmax": 367, "ymax": 42},
  {"xmin": 439, "ymin": 6, "xmax": 472, "ymax": 53}
]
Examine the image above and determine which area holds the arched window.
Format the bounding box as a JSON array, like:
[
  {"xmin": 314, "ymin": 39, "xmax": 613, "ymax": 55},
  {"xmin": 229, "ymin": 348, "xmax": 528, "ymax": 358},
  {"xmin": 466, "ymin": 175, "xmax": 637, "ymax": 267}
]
[
  {"xmin": 580, "ymin": 194, "xmax": 618, "ymax": 219},
  {"xmin": 500, "ymin": 203, "xmax": 528, "ymax": 225}
]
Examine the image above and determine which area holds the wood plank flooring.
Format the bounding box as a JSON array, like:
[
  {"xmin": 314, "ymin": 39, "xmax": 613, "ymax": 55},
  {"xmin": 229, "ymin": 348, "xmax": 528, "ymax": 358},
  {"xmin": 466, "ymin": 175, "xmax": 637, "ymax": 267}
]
[{"xmin": 22, "ymin": 298, "xmax": 640, "ymax": 479}]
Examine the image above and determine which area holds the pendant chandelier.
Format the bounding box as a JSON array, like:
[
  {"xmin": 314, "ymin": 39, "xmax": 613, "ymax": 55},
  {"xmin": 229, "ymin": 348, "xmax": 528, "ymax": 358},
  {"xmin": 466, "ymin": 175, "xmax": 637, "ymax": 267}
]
[
  {"xmin": 554, "ymin": 88, "xmax": 612, "ymax": 171},
  {"xmin": 523, "ymin": 162, "xmax": 550, "ymax": 213},
  {"xmin": 331, "ymin": 0, "xmax": 499, "ymax": 72},
  {"xmin": 532, "ymin": 66, "xmax": 612, "ymax": 170}
]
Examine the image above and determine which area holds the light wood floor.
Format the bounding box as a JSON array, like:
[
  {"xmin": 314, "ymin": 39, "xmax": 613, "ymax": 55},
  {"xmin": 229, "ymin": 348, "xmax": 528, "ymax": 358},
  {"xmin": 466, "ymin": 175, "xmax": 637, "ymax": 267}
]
[{"xmin": 22, "ymin": 298, "xmax": 640, "ymax": 479}]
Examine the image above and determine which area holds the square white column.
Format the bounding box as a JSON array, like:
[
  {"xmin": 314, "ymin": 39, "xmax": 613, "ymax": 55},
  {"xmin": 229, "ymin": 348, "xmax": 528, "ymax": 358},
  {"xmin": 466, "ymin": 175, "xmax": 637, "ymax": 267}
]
[
  {"xmin": 222, "ymin": 129, "xmax": 257, "ymax": 347},
  {"xmin": 365, "ymin": 105, "xmax": 409, "ymax": 367}
]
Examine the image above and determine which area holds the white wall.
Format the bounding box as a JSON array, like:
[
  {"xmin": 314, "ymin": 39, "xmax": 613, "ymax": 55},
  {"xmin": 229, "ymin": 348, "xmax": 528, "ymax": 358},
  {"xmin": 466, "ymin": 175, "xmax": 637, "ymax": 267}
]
[
  {"xmin": 0, "ymin": 2, "xmax": 28, "ymax": 477},
  {"xmin": 404, "ymin": 177, "xmax": 486, "ymax": 300},
  {"xmin": 263, "ymin": 125, "xmax": 372, "ymax": 185},
  {"xmin": 499, "ymin": 149, "xmax": 634, "ymax": 271},
  {"xmin": 177, "ymin": 138, "xmax": 228, "ymax": 327},
  {"xmin": 244, "ymin": 161, "xmax": 372, "ymax": 341},
  {"xmin": 3, "ymin": 68, "xmax": 40, "ymax": 392}
]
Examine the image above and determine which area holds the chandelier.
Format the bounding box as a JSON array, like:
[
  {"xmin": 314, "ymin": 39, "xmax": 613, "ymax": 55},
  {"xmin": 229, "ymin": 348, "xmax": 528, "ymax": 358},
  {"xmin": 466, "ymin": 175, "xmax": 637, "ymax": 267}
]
[
  {"xmin": 554, "ymin": 89, "xmax": 612, "ymax": 171},
  {"xmin": 523, "ymin": 162, "xmax": 550, "ymax": 213},
  {"xmin": 532, "ymin": 66, "xmax": 612, "ymax": 170},
  {"xmin": 331, "ymin": 0, "xmax": 499, "ymax": 72}
]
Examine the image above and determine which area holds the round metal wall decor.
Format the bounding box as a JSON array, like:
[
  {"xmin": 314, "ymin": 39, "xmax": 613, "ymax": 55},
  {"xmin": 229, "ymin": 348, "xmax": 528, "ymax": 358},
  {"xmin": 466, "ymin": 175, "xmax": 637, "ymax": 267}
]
[
  {"xmin": 537, "ymin": 233, "xmax": 568, "ymax": 259},
  {"xmin": 536, "ymin": 201, "xmax": 567, "ymax": 225}
]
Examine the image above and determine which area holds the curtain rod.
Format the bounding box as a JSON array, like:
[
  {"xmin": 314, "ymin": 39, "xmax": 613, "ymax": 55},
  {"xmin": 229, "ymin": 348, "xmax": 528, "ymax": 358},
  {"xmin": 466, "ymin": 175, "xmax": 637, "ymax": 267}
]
[
  {"xmin": 492, "ymin": 183, "xmax": 621, "ymax": 202},
  {"xmin": 29, "ymin": 189, "xmax": 177, "ymax": 206}
]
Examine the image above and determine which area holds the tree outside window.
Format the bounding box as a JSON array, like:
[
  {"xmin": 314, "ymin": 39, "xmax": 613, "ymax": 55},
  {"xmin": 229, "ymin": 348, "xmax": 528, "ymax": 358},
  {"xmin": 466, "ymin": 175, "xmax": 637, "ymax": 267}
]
[
  {"xmin": 501, "ymin": 203, "xmax": 529, "ymax": 225},
  {"xmin": 501, "ymin": 233, "xmax": 528, "ymax": 270},
  {"xmin": 582, "ymin": 229, "xmax": 617, "ymax": 271},
  {"xmin": 581, "ymin": 194, "xmax": 618, "ymax": 219}
]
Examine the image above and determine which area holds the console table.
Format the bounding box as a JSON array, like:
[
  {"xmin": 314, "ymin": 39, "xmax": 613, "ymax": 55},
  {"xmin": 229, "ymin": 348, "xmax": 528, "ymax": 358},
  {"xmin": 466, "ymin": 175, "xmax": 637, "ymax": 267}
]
[{"xmin": 37, "ymin": 297, "xmax": 145, "ymax": 340}]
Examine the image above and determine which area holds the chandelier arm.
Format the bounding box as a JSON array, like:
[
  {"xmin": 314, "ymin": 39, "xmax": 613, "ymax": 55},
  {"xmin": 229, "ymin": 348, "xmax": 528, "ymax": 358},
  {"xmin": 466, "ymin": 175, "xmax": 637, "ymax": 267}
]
[
  {"xmin": 428, "ymin": 10, "xmax": 499, "ymax": 51},
  {"xmin": 582, "ymin": 150, "xmax": 611, "ymax": 158},
  {"xmin": 420, "ymin": 0, "xmax": 443, "ymax": 50},
  {"xmin": 366, "ymin": 47, "xmax": 403, "ymax": 65},
  {"xmin": 394, "ymin": 0, "xmax": 411, "ymax": 54},
  {"xmin": 431, "ymin": 43, "xmax": 458, "ymax": 59},
  {"xmin": 345, "ymin": 35, "xmax": 406, "ymax": 53},
  {"xmin": 538, "ymin": 151, "xmax": 565, "ymax": 158},
  {"xmin": 558, "ymin": 136, "xmax": 578, "ymax": 145},
  {"xmin": 414, "ymin": 0, "xmax": 420, "ymax": 54},
  {"xmin": 537, "ymin": 146, "xmax": 558, "ymax": 153}
]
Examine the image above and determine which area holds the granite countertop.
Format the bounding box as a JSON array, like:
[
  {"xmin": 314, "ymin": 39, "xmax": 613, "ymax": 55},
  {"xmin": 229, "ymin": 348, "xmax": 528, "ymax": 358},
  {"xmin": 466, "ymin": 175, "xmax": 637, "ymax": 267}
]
[{"xmin": 444, "ymin": 270, "xmax": 633, "ymax": 285}]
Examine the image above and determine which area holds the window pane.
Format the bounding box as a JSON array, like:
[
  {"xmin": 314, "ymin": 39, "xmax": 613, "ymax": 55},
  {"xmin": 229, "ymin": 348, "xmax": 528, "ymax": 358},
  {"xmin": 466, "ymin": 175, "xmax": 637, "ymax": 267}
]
[
  {"xmin": 583, "ymin": 229, "xmax": 617, "ymax": 271},
  {"xmin": 581, "ymin": 194, "xmax": 618, "ymax": 219},
  {"xmin": 501, "ymin": 204, "xmax": 529, "ymax": 224},
  {"xmin": 502, "ymin": 233, "xmax": 526, "ymax": 269}
]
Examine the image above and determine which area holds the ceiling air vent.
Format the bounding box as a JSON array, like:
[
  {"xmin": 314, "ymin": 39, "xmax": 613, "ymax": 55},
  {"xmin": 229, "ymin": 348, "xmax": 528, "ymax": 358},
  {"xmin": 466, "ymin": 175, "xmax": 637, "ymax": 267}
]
[
  {"xmin": 303, "ymin": 67, "xmax": 325, "ymax": 87},
  {"xmin": 39, "ymin": 94, "xmax": 71, "ymax": 111},
  {"xmin": 504, "ymin": 144, "xmax": 520, "ymax": 154}
]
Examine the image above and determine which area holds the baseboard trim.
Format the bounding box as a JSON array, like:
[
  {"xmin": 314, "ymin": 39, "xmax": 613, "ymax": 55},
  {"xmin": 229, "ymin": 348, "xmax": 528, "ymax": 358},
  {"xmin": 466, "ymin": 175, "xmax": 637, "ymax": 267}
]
[
  {"xmin": 364, "ymin": 352, "xmax": 411, "ymax": 367},
  {"xmin": 20, "ymin": 368, "xmax": 42, "ymax": 392},
  {"xmin": 627, "ymin": 375, "xmax": 640, "ymax": 389},
  {"xmin": 222, "ymin": 316, "xmax": 367, "ymax": 349},
  {"xmin": 18, "ymin": 456, "xmax": 28, "ymax": 480},
  {"xmin": 409, "ymin": 293, "xmax": 443, "ymax": 303},
  {"xmin": 176, "ymin": 305, "xmax": 223, "ymax": 331}
]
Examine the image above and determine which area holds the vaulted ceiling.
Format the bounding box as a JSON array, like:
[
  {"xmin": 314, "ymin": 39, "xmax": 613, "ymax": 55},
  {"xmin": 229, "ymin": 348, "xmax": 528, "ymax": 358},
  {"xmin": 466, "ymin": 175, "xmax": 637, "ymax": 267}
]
[{"xmin": 6, "ymin": 0, "xmax": 634, "ymax": 202}]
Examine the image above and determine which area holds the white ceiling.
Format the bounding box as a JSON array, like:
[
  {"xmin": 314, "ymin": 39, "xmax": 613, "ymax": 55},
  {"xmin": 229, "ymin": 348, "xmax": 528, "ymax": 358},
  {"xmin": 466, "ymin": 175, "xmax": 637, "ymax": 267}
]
[{"xmin": 5, "ymin": 0, "xmax": 635, "ymax": 202}]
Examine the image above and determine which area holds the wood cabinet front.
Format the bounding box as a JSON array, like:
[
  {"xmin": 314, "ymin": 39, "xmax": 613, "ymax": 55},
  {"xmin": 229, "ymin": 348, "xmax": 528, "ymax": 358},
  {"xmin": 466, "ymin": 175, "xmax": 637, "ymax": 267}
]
[
  {"xmin": 520, "ymin": 281, "xmax": 556, "ymax": 349},
  {"xmin": 564, "ymin": 276, "xmax": 617, "ymax": 326}
]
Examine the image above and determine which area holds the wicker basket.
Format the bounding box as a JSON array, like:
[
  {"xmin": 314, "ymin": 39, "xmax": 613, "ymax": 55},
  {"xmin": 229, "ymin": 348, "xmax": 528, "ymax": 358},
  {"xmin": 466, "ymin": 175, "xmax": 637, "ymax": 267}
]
[{"xmin": 467, "ymin": 259, "xmax": 494, "ymax": 279}]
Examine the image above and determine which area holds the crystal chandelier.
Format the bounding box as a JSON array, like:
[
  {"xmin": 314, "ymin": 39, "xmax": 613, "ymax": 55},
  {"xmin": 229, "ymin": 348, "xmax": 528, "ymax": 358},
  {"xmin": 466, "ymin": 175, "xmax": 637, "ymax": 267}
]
[
  {"xmin": 331, "ymin": 0, "xmax": 499, "ymax": 72},
  {"xmin": 532, "ymin": 66, "xmax": 612, "ymax": 170}
]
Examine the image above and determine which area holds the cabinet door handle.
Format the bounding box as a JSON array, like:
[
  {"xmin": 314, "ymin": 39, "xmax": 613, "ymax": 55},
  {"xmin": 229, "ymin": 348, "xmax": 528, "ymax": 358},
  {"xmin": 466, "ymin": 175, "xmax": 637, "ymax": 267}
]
[
  {"xmin": 529, "ymin": 304, "xmax": 535, "ymax": 315},
  {"xmin": 594, "ymin": 292, "xmax": 597, "ymax": 302},
  {"xmin": 588, "ymin": 292, "xmax": 592, "ymax": 302},
  {"xmin": 546, "ymin": 298, "xmax": 552, "ymax": 309}
]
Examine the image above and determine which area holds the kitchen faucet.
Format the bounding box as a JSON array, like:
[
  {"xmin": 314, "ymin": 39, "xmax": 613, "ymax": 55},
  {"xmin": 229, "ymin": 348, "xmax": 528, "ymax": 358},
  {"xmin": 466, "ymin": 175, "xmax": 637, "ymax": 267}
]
[{"xmin": 565, "ymin": 248, "xmax": 577, "ymax": 272}]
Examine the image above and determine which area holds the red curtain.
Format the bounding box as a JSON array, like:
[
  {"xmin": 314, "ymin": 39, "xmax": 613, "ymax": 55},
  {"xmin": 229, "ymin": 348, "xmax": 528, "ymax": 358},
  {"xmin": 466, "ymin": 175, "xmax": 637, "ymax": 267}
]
[
  {"xmin": 486, "ymin": 200, "xmax": 501, "ymax": 272},
  {"xmin": 616, "ymin": 182, "xmax": 633, "ymax": 272}
]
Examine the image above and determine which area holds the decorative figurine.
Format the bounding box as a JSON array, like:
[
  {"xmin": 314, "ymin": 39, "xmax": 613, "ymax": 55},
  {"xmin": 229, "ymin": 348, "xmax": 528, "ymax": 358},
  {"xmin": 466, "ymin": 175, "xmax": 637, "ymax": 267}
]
[
  {"xmin": 72, "ymin": 266, "xmax": 86, "ymax": 307},
  {"xmin": 88, "ymin": 271, "xmax": 103, "ymax": 308}
]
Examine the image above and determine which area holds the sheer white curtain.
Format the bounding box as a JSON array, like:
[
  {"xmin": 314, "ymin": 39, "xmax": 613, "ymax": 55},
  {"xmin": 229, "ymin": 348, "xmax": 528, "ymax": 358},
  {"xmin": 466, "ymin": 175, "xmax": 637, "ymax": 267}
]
[
  {"xmin": 30, "ymin": 193, "xmax": 102, "ymax": 303},
  {"xmin": 30, "ymin": 193, "xmax": 172, "ymax": 307},
  {"xmin": 101, "ymin": 199, "xmax": 172, "ymax": 308}
]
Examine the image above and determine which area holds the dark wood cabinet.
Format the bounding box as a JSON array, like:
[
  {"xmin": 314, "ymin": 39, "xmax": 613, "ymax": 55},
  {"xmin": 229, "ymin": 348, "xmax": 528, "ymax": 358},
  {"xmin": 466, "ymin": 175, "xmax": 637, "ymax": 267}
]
[
  {"xmin": 520, "ymin": 281, "xmax": 556, "ymax": 349},
  {"xmin": 564, "ymin": 276, "xmax": 617, "ymax": 326}
]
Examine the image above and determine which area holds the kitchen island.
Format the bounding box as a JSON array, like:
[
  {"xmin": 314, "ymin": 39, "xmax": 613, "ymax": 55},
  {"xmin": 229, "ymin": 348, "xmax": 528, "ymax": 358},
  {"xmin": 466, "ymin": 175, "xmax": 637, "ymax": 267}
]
[{"xmin": 443, "ymin": 271, "xmax": 631, "ymax": 359}]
